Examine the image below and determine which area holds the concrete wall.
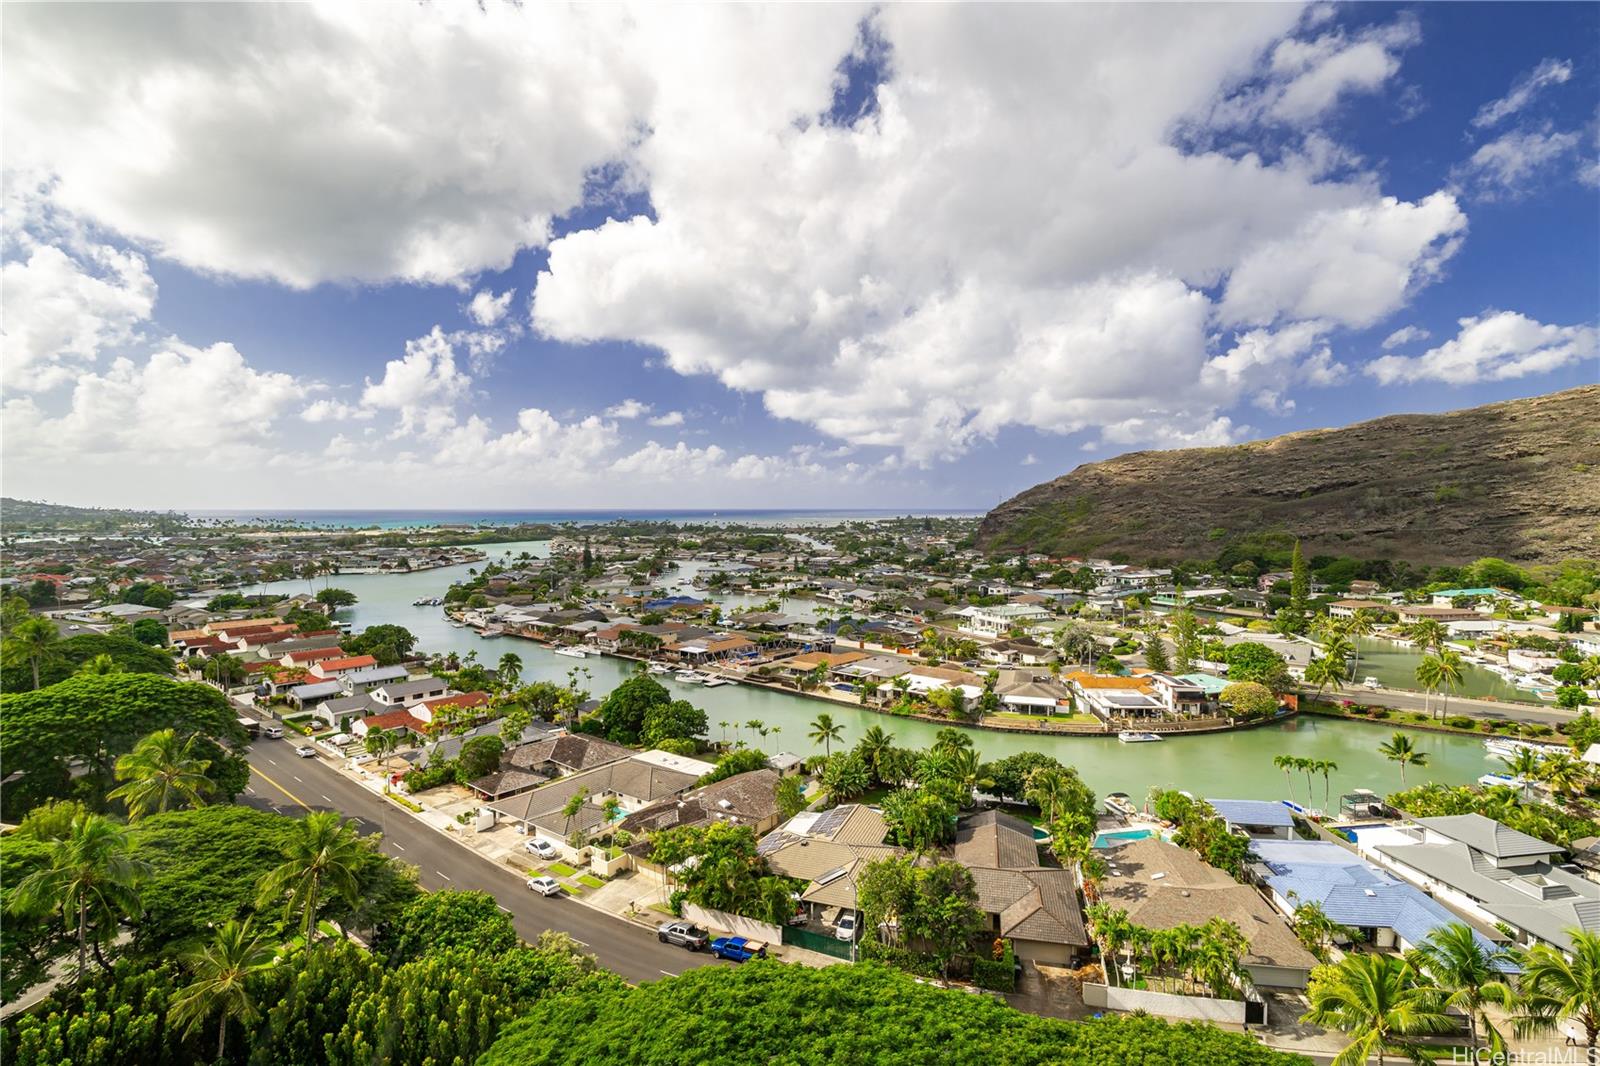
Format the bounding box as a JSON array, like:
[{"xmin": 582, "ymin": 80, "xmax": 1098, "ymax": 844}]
[
  {"xmin": 683, "ymin": 903, "xmax": 783, "ymax": 946},
  {"xmin": 1244, "ymin": 963, "xmax": 1309, "ymax": 990},
  {"xmin": 1082, "ymin": 983, "xmax": 1247, "ymax": 1024}
]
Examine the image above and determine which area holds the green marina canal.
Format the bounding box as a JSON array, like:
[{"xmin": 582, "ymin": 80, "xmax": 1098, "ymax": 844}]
[{"xmin": 240, "ymin": 541, "xmax": 1502, "ymax": 806}]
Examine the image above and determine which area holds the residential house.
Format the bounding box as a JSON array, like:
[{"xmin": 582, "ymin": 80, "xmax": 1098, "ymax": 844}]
[
  {"xmin": 1206, "ymin": 799, "xmax": 1294, "ymax": 841},
  {"xmin": 1328, "ymin": 599, "xmax": 1389, "ymax": 620},
  {"xmin": 1065, "ymin": 672, "xmax": 1163, "ymax": 720},
  {"xmin": 371, "ymin": 676, "xmax": 450, "ymax": 708},
  {"xmin": 340, "ymin": 664, "xmax": 411, "ymax": 693},
  {"xmin": 1357, "ymin": 813, "xmax": 1600, "ymax": 953},
  {"xmin": 486, "ymin": 752, "xmax": 706, "ymax": 858},
  {"xmin": 958, "ymin": 603, "xmax": 1050, "ymax": 637},
  {"xmin": 1395, "ymin": 605, "xmax": 1482, "ymax": 625},
  {"xmin": 980, "ymin": 639, "xmax": 1057, "ymax": 666},
  {"xmin": 1251, "ymin": 839, "xmax": 1507, "ymax": 956},
  {"xmin": 308, "ymin": 654, "xmax": 380, "ymax": 679},
  {"xmin": 952, "ymin": 811, "xmax": 1088, "ymax": 964},
  {"xmin": 618, "ymin": 768, "xmax": 785, "ymax": 838},
  {"xmin": 1099, "ymin": 837, "xmax": 1317, "ymax": 989},
  {"xmin": 757, "ymin": 805, "xmax": 902, "ymax": 929}
]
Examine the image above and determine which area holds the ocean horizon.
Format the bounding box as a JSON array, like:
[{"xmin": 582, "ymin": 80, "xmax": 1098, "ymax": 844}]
[{"xmin": 186, "ymin": 508, "xmax": 984, "ymax": 529}]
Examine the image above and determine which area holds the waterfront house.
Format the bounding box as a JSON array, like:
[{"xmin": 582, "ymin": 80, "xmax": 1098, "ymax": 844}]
[
  {"xmin": 1328, "ymin": 598, "xmax": 1389, "ymax": 620},
  {"xmin": 1065, "ymin": 672, "xmax": 1163, "ymax": 720},
  {"xmin": 1250, "ymin": 839, "xmax": 1507, "ymax": 956},
  {"xmin": 1206, "ymin": 799, "xmax": 1295, "ymax": 840},
  {"xmin": 1099, "ymin": 837, "xmax": 1317, "ymax": 989},
  {"xmin": 1356, "ymin": 814, "xmax": 1600, "ymax": 953},
  {"xmin": 1147, "ymin": 674, "xmax": 1216, "ymax": 717},
  {"xmin": 370, "ymin": 675, "xmax": 450, "ymax": 708},
  {"xmin": 1395, "ymin": 604, "xmax": 1482, "ymax": 625},
  {"xmin": 994, "ymin": 671, "xmax": 1073, "ymax": 713}
]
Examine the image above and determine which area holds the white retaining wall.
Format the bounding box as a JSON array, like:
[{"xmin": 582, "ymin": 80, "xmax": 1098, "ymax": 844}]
[{"xmin": 1082, "ymin": 982, "xmax": 1247, "ymax": 1024}]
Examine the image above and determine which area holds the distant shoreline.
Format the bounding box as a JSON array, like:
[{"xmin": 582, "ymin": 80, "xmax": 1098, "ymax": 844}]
[{"xmin": 185, "ymin": 508, "xmax": 985, "ymax": 530}]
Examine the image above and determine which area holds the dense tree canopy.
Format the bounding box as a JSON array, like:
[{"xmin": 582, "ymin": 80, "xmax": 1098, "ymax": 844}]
[
  {"xmin": 1224, "ymin": 642, "xmax": 1290, "ymax": 690},
  {"xmin": 480, "ymin": 961, "xmax": 1300, "ymax": 1066},
  {"xmin": 0, "ymin": 633, "xmax": 173, "ymax": 693},
  {"xmin": 0, "ymin": 675, "xmax": 247, "ymax": 818},
  {"xmin": 341, "ymin": 624, "xmax": 418, "ymax": 666},
  {"xmin": 595, "ymin": 673, "xmax": 672, "ymax": 744},
  {"xmin": 372, "ymin": 890, "xmax": 517, "ymax": 965}
]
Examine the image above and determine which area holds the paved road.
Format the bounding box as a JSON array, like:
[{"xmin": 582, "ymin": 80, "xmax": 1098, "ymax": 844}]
[
  {"xmin": 1304, "ymin": 684, "xmax": 1577, "ymax": 728},
  {"xmin": 240, "ymin": 737, "xmax": 726, "ymax": 984}
]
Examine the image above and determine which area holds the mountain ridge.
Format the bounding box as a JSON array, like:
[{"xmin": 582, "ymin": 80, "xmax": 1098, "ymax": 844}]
[{"xmin": 976, "ymin": 386, "xmax": 1600, "ymax": 565}]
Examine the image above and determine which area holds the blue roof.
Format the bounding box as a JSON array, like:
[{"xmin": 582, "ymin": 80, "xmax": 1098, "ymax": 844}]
[
  {"xmin": 645, "ymin": 596, "xmax": 705, "ymax": 609},
  {"xmin": 1207, "ymin": 798, "xmax": 1295, "ymax": 828},
  {"xmin": 1253, "ymin": 840, "xmax": 1513, "ymax": 968}
]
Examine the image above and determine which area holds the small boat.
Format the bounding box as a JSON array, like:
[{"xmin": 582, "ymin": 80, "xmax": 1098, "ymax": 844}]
[
  {"xmin": 1483, "ymin": 737, "xmax": 1562, "ymax": 759},
  {"xmin": 480, "ymin": 625, "xmax": 505, "ymax": 638},
  {"xmin": 1104, "ymin": 792, "xmax": 1137, "ymax": 818},
  {"xmin": 1479, "ymin": 772, "xmax": 1531, "ymax": 791},
  {"xmin": 702, "ymin": 677, "xmax": 734, "ymax": 688},
  {"xmin": 553, "ymin": 647, "xmax": 588, "ymax": 659},
  {"xmin": 450, "ymin": 621, "xmax": 466, "ymax": 629},
  {"xmin": 1117, "ymin": 731, "xmax": 1163, "ymax": 744},
  {"xmin": 674, "ymin": 670, "xmax": 704, "ymax": 684},
  {"xmin": 1362, "ymin": 676, "xmax": 1380, "ymax": 689},
  {"xmin": 646, "ymin": 662, "xmax": 672, "ymax": 675}
]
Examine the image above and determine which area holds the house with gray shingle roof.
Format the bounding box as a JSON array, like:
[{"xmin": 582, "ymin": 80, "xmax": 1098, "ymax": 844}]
[
  {"xmin": 951, "ymin": 810, "xmax": 1088, "ymax": 965},
  {"xmin": 1358, "ymin": 814, "xmax": 1600, "ymax": 953}
]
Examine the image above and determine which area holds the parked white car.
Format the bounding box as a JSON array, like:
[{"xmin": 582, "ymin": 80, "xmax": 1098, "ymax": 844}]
[
  {"xmin": 834, "ymin": 913, "xmax": 858, "ymax": 941},
  {"xmin": 526, "ymin": 876, "xmax": 563, "ymax": 897},
  {"xmin": 523, "ymin": 838, "xmax": 558, "ymax": 860}
]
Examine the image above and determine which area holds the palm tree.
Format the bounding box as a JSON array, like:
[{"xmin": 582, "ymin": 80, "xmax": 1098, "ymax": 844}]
[
  {"xmin": 1435, "ymin": 650, "xmax": 1464, "ymax": 719},
  {"xmin": 1320, "ymin": 634, "xmax": 1354, "ymax": 679},
  {"xmin": 76, "ymin": 653, "xmax": 124, "ymax": 676},
  {"xmin": 808, "ymin": 713, "xmax": 844, "ymax": 757},
  {"xmin": 1535, "ymin": 752, "xmax": 1590, "ymax": 806},
  {"xmin": 255, "ymin": 812, "xmax": 365, "ymax": 945},
  {"xmin": 858, "ymin": 724, "xmax": 895, "ymax": 784},
  {"xmin": 1300, "ymin": 951, "xmax": 1454, "ymax": 1066},
  {"xmin": 717, "ymin": 720, "xmax": 730, "ymax": 745},
  {"xmin": 1273, "ymin": 754, "xmax": 1299, "ymax": 803},
  {"xmin": 1305, "ymin": 655, "xmax": 1344, "ymax": 702},
  {"xmin": 944, "ymin": 747, "xmax": 993, "ymax": 807},
  {"xmin": 497, "ymin": 652, "xmax": 523, "ymax": 686},
  {"xmin": 168, "ymin": 919, "xmax": 277, "ymax": 1061},
  {"xmin": 1407, "ymin": 922, "xmax": 1514, "ymax": 1051},
  {"xmin": 1406, "ymin": 618, "xmax": 1447, "ymax": 654},
  {"xmin": 1415, "ymin": 655, "xmax": 1444, "ymax": 718},
  {"xmin": 1344, "ymin": 609, "xmax": 1376, "ymax": 683},
  {"xmin": 9, "ymin": 814, "xmax": 148, "ymax": 984},
  {"xmin": 1316, "ymin": 759, "xmax": 1339, "ymax": 808},
  {"xmin": 1024, "ymin": 766, "xmax": 1071, "ymax": 824},
  {"xmin": 1512, "ymin": 929, "xmax": 1600, "ymax": 1054},
  {"xmin": 1379, "ymin": 733, "xmax": 1428, "ymax": 787},
  {"xmin": 108, "ymin": 729, "xmax": 217, "ymax": 821},
  {"xmin": 4, "ymin": 615, "xmax": 60, "ymax": 689},
  {"xmin": 1503, "ymin": 746, "xmax": 1542, "ymax": 778}
]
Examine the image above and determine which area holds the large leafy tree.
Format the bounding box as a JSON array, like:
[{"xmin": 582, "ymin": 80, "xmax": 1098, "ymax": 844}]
[
  {"xmin": 373, "ymin": 889, "xmax": 517, "ymax": 965},
  {"xmin": 108, "ymin": 729, "xmax": 218, "ymax": 821},
  {"xmin": 482, "ymin": 955, "xmax": 1301, "ymax": 1066},
  {"xmin": 595, "ymin": 673, "xmax": 671, "ymax": 745},
  {"xmin": 1224, "ymin": 642, "xmax": 1290, "ymax": 690},
  {"xmin": 8, "ymin": 814, "xmax": 149, "ymax": 985},
  {"xmin": 648, "ymin": 822, "xmax": 799, "ymax": 925},
  {"xmin": 0, "ymin": 674, "xmax": 246, "ymax": 818},
  {"xmin": 0, "ymin": 630, "xmax": 176, "ymax": 688},
  {"xmin": 641, "ymin": 698, "xmax": 708, "ymax": 748}
]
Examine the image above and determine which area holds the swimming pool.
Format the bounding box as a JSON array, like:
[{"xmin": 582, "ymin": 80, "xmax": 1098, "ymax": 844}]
[{"xmin": 1092, "ymin": 827, "xmax": 1158, "ymax": 848}]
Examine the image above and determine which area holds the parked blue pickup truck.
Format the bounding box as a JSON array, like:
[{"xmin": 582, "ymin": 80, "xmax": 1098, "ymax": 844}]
[{"xmin": 709, "ymin": 936, "xmax": 767, "ymax": 963}]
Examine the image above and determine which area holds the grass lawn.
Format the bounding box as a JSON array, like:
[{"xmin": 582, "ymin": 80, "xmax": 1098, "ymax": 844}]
[
  {"xmin": 546, "ymin": 861, "xmax": 579, "ymax": 877},
  {"xmin": 647, "ymin": 903, "xmax": 675, "ymax": 915},
  {"xmin": 987, "ymin": 711, "xmax": 1100, "ymax": 726},
  {"xmin": 577, "ymin": 874, "xmax": 605, "ymax": 889}
]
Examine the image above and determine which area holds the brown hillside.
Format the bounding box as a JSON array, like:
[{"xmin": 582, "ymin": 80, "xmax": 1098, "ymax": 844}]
[{"xmin": 977, "ymin": 386, "xmax": 1600, "ymax": 565}]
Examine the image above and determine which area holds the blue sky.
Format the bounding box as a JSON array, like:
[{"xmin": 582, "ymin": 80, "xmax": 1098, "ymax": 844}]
[{"xmin": 2, "ymin": 3, "xmax": 1595, "ymax": 510}]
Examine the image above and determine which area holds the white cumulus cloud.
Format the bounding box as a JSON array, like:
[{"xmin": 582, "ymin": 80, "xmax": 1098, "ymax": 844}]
[
  {"xmin": 1472, "ymin": 58, "xmax": 1573, "ymax": 130},
  {"xmin": 1364, "ymin": 311, "xmax": 1598, "ymax": 385}
]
